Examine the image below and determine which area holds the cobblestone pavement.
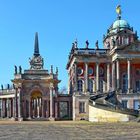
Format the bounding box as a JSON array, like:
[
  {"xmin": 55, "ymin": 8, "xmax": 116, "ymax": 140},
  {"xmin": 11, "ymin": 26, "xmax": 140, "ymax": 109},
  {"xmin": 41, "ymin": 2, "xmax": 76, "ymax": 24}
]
[{"xmin": 0, "ymin": 121, "xmax": 140, "ymax": 140}]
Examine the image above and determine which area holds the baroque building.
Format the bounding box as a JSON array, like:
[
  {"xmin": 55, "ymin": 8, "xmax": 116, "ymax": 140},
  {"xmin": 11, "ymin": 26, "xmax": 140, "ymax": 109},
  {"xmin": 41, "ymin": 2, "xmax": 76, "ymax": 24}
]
[
  {"xmin": 0, "ymin": 33, "xmax": 72, "ymax": 121},
  {"xmin": 0, "ymin": 6, "xmax": 140, "ymax": 121},
  {"xmin": 67, "ymin": 8, "xmax": 140, "ymax": 120}
]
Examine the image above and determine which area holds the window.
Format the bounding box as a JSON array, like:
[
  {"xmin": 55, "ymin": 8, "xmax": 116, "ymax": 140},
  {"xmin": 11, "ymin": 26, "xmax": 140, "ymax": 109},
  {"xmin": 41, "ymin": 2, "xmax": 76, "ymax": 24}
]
[
  {"xmin": 77, "ymin": 80, "xmax": 83, "ymax": 92},
  {"xmin": 136, "ymin": 80, "xmax": 140, "ymax": 91},
  {"xmin": 122, "ymin": 100, "xmax": 128, "ymax": 108},
  {"xmin": 88, "ymin": 67, "xmax": 93, "ymax": 75},
  {"xmin": 133, "ymin": 100, "xmax": 140, "ymax": 110},
  {"xmin": 79, "ymin": 102, "xmax": 85, "ymax": 113},
  {"xmin": 123, "ymin": 37, "xmax": 129, "ymax": 45},
  {"xmin": 88, "ymin": 79, "xmax": 93, "ymax": 93},
  {"xmin": 136, "ymin": 69, "xmax": 140, "ymax": 75},
  {"xmin": 99, "ymin": 67, "xmax": 104, "ymax": 76},
  {"xmin": 77, "ymin": 67, "xmax": 83, "ymax": 75},
  {"xmin": 122, "ymin": 74, "xmax": 128, "ymax": 92}
]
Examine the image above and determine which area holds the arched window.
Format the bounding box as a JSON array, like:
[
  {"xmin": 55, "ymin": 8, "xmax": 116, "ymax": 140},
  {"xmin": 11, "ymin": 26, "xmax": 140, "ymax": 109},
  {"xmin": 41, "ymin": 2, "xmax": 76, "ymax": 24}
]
[
  {"xmin": 88, "ymin": 79, "xmax": 93, "ymax": 93},
  {"xmin": 77, "ymin": 80, "xmax": 83, "ymax": 92},
  {"xmin": 122, "ymin": 74, "xmax": 128, "ymax": 92}
]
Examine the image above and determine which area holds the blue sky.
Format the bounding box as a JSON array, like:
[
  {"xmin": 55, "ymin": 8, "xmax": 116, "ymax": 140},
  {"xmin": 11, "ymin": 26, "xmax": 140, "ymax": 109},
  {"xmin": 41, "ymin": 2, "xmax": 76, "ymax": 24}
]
[{"xmin": 0, "ymin": 0, "xmax": 140, "ymax": 89}]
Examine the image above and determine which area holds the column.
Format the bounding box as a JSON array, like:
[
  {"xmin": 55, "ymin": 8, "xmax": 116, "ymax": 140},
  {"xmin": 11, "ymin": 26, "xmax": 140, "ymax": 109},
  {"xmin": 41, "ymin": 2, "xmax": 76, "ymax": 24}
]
[
  {"xmin": 37, "ymin": 98, "xmax": 40, "ymax": 118},
  {"xmin": 85, "ymin": 62, "xmax": 88, "ymax": 92},
  {"xmin": 107, "ymin": 63, "xmax": 110, "ymax": 92},
  {"xmin": 18, "ymin": 88, "xmax": 22, "ymax": 120},
  {"xmin": 127, "ymin": 59, "xmax": 131, "ymax": 92},
  {"xmin": 74, "ymin": 62, "xmax": 78, "ymax": 91},
  {"xmin": 7, "ymin": 98, "xmax": 9, "ymax": 118},
  {"xmin": 42, "ymin": 98, "xmax": 44, "ymax": 118},
  {"xmin": 14, "ymin": 89, "xmax": 18, "ymax": 119},
  {"xmin": 28, "ymin": 98, "xmax": 31, "ymax": 119},
  {"xmin": 112, "ymin": 61, "xmax": 116, "ymax": 91},
  {"xmin": 49, "ymin": 86, "xmax": 54, "ymax": 120},
  {"xmin": 12, "ymin": 98, "xmax": 15, "ymax": 118},
  {"xmin": 96, "ymin": 62, "xmax": 99, "ymax": 92},
  {"xmin": 1, "ymin": 99, "xmax": 3, "ymax": 118},
  {"xmin": 116, "ymin": 59, "xmax": 120, "ymax": 90}
]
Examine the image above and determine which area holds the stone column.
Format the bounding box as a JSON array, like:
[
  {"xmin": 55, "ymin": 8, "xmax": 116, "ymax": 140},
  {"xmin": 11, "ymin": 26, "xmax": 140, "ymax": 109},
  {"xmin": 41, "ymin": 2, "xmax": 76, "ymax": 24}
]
[
  {"xmin": 49, "ymin": 85, "xmax": 54, "ymax": 120},
  {"xmin": 107, "ymin": 63, "xmax": 110, "ymax": 92},
  {"xmin": 1, "ymin": 99, "xmax": 3, "ymax": 118},
  {"xmin": 18, "ymin": 88, "xmax": 23, "ymax": 121},
  {"xmin": 12, "ymin": 98, "xmax": 15, "ymax": 118},
  {"xmin": 37, "ymin": 98, "xmax": 40, "ymax": 118},
  {"xmin": 7, "ymin": 98, "xmax": 9, "ymax": 118},
  {"xmin": 28, "ymin": 98, "xmax": 31, "ymax": 119},
  {"xmin": 74, "ymin": 62, "xmax": 78, "ymax": 91},
  {"xmin": 112, "ymin": 61, "xmax": 116, "ymax": 91},
  {"xmin": 127, "ymin": 59, "xmax": 131, "ymax": 92},
  {"xmin": 96, "ymin": 62, "xmax": 100, "ymax": 92},
  {"xmin": 116, "ymin": 59, "xmax": 120, "ymax": 90},
  {"xmin": 14, "ymin": 88, "xmax": 18, "ymax": 119},
  {"xmin": 85, "ymin": 62, "xmax": 88, "ymax": 92},
  {"xmin": 42, "ymin": 98, "xmax": 44, "ymax": 118}
]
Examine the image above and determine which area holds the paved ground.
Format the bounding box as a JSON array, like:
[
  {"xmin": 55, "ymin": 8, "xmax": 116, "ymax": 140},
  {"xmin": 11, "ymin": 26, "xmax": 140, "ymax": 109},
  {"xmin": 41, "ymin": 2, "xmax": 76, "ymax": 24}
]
[{"xmin": 0, "ymin": 121, "xmax": 140, "ymax": 140}]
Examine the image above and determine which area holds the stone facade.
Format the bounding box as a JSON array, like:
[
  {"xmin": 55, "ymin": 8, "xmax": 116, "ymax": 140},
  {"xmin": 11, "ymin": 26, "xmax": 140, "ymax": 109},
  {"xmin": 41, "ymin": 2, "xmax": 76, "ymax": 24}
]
[
  {"xmin": 0, "ymin": 33, "xmax": 72, "ymax": 121},
  {"xmin": 67, "ymin": 9, "xmax": 140, "ymax": 120}
]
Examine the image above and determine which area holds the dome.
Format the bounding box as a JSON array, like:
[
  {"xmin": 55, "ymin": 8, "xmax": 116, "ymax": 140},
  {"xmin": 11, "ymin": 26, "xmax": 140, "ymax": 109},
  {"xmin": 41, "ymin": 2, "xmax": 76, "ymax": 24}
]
[
  {"xmin": 112, "ymin": 19, "xmax": 130, "ymax": 29},
  {"xmin": 109, "ymin": 19, "xmax": 131, "ymax": 34}
]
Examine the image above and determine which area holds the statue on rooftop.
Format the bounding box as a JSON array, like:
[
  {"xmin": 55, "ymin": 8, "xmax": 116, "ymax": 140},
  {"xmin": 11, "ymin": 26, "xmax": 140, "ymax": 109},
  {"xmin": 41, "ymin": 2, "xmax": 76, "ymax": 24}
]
[
  {"xmin": 96, "ymin": 40, "xmax": 99, "ymax": 49},
  {"xmin": 19, "ymin": 66, "xmax": 22, "ymax": 74},
  {"xmin": 7, "ymin": 84, "xmax": 10, "ymax": 89},
  {"xmin": 86, "ymin": 40, "xmax": 89, "ymax": 49},
  {"xmin": 14, "ymin": 65, "xmax": 17, "ymax": 74},
  {"xmin": 1, "ymin": 84, "xmax": 3, "ymax": 90}
]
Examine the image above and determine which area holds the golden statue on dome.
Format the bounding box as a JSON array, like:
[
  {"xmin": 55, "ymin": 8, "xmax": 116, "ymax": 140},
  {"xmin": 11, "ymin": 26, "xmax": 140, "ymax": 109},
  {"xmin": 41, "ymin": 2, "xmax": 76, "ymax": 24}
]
[{"xmin": 116, "ymin": 5, "xmax": 121, "ymax": 19}]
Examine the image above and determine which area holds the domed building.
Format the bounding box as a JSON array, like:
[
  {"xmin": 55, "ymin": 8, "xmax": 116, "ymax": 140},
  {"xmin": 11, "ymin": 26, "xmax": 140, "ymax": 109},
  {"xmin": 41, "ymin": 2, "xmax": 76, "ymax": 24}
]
[{"xmin": 67, "ymin": 7, "xmax": 140, "ymax": 121}]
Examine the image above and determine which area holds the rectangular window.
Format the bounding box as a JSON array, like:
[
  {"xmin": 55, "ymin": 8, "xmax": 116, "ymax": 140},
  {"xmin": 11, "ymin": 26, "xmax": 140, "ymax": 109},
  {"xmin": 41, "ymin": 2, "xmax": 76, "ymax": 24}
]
[
  {"xmin": 79, "ymin": 102, "xmax": 85, "ymax": 113},
  {"xmin": 122, "ymin": 100, "xmax": 128, "ymax": 108},
  {"xmin": 133, "ymin": 100, "xmax": 140, "ymax": 110}
]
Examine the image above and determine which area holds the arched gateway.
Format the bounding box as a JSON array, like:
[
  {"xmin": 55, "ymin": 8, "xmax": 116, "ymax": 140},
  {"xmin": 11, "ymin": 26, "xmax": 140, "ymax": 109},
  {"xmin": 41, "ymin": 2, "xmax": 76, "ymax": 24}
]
[{"xmin": 10, "ymin": 33, "xmax": 72, "ymax": 121}]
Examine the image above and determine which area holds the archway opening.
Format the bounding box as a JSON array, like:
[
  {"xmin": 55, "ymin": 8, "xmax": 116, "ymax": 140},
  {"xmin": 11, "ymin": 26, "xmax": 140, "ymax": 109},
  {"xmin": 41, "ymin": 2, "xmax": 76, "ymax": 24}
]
[{"xmin": 31, "ymin": 90, "xmax": 42, "ymax": 118}]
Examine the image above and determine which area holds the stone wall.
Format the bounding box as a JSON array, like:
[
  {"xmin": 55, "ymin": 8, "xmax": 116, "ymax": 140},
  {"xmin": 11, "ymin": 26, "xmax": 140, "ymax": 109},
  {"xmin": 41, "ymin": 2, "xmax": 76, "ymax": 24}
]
[{"xmin": 89, "ymin": 105, "xmax": 136, "ymax": 122}]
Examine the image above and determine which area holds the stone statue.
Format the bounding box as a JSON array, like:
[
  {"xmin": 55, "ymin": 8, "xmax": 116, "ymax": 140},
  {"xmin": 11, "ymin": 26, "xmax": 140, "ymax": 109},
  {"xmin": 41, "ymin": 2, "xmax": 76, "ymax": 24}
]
[
  {"xmin": 19, "ymin": 66, "xmax": 22, "ymax": 74},
  {"xmin": 7, "ymin": 84, "xmax": 10, "ymax": 89},
  {"xmin": 107, "ymin": 41, "xmax": 110, "ymax": 48},
  {"xmin": 13, "ymin": 84, "xmax": 15, "ymax": 89},
  {"xmin": 14, "ymin": 65, "xmax": 17, "ymax": 74},
  {"xmin": 1, "ymin": 84, "xmax": 3, "ymax": 90},
  {"xmin": 112, "ymin": 38, "xmax": 115, "ymax": 47},
  {"xmin": 86, "ymin": 40, "xmax": 89, "ymax": 49},
  {"xmin": 96, "ymin": 40, "xmax": 99, "ymax": 49}
]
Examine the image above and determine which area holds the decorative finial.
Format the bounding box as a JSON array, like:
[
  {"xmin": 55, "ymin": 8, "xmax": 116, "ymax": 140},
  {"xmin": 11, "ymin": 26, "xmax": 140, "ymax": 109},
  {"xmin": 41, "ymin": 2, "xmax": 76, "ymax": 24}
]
[
  {"xmin": 85, "ymin": 40, "xmax": 89, "ymax": 49},
  {"xmin": 34, "ymin": 32, "xmax": 40, "ymax": 56},
  {"xmin": 116, "ymin": 5, "xmax": 121, "ymax": 20},
  {"xmin": 95, "ymin": 40, "xmax": 99, "ymax": 49}
]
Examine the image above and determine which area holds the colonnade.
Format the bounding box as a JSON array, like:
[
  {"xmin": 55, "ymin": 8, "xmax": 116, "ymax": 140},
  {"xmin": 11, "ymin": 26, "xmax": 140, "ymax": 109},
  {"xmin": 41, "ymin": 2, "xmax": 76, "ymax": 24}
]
[
  {"xmin": 0, "ymin": 98, "xmax": 15, "ymax": 118},
  {"xmin": 73, "ymin": 58, "xmax": 132, "ymax": 93}
]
